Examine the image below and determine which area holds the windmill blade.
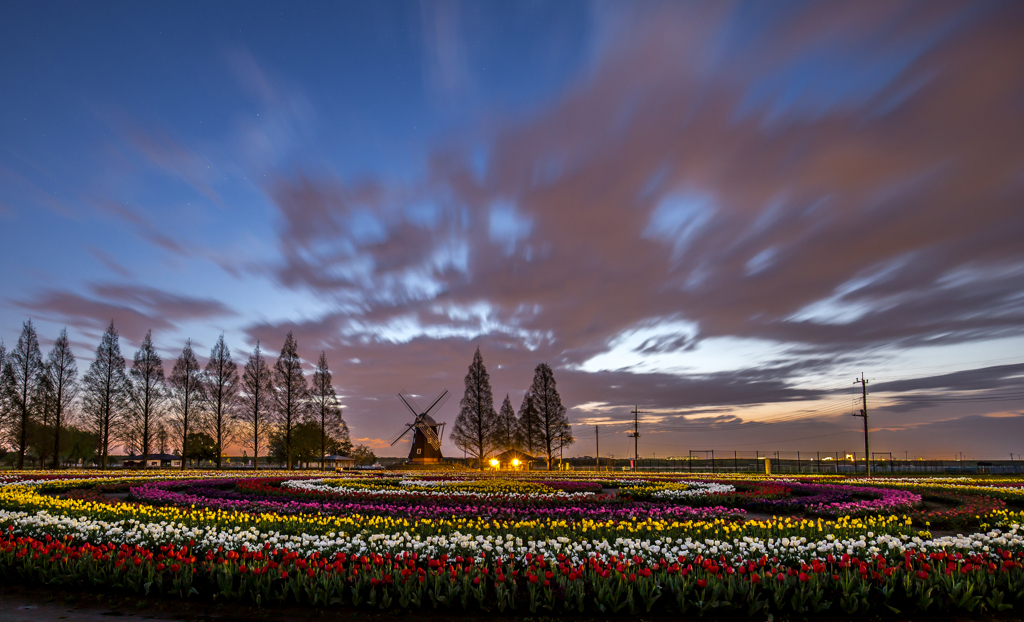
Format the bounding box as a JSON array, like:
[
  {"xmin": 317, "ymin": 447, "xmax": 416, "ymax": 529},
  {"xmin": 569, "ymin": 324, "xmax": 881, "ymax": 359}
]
[
  {"xmin": 397, "ymin": 393, "xmax": 420, "ymax": 418},
  {"xmin": 416, "ymin": 421, "xmax": 442, "ymax": 450},
  {"xmin": 436, "ymin": 422, "xmax": 446, "ymax": 443},
  {"xmin": 424, "ymin": 390, "xmax": 450, "ymax": 416},
  {"xmin": 388, "ymin": 423, "xmax": 415, "ymax": 446}
]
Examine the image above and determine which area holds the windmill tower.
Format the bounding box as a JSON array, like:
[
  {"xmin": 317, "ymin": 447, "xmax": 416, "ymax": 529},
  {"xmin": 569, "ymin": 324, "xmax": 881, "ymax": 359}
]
[{"xmin": 389, "ymin": 390, "xmax": 449, "ymax": 464}]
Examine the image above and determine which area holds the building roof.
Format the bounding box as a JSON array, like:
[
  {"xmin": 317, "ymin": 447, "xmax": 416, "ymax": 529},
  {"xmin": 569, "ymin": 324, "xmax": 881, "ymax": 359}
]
[
  {"xmin": 495, "ymin": 449, "xmax": 536, "ymax": 461},
  {"xmin": 324, "ymin": 455, "xmax": 354, "ymax": 461},
  {"xmin": 124, "ymin": 453, "xmax": 180, "ymax": 461}
]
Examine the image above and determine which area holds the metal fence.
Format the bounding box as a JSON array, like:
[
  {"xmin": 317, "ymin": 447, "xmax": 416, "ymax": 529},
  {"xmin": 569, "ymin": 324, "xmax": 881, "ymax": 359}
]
[{"xmin": 564, "ymin": 451, "xmax": 1024, "ymax": 475}]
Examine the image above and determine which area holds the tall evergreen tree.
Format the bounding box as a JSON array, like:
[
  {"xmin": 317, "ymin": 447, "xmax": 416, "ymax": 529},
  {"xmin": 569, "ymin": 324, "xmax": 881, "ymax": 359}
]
[
  {"xmin": 309, "ymin": 351, "xmax": 349, "ymax": 470},
  {"xmin": 45, "ymin": 328, "xmax": 78, "ymax": 469},
  {"xmin": 1, "ymin": 320, "xmax": 44, "ymax": 469},
  {"xmin": 494, "ymin": 394, "xmax": 518, "ymax": 454},
  {"xmin": 127, "ymin": 330, "xmax": 165, "ymax": 466},
  {"xmin": 528, "ymin": 363, "xmax": 574, "ymax": 470},
  {"xmin": 169, "ymin": 339, "xmax": 205, "ymax": 470},
  {"xmin": 272, "ymin": 332, "xmax": 307, "ymax": 470},
  {"xmin": 82, "ymin": 321, "xmax": 130, "ymax": 469},
  {"xmin": 205, "ymin": 334, "xmax": 239, "ymax": 469},
  {"xmin": 450, "ymin": 347, "xmax": 497, "ymax": 469},
  {"xmin": 237, "ymin": 343, "xmax": 272, "ymax": 470},
  {"xmin": 516, "ymin": 389, "xmax": 542, "ymax": 457}
]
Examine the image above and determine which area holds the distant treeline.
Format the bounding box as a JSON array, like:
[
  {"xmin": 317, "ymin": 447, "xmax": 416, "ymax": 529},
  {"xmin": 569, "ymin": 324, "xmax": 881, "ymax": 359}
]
[{"xmin": 0, "ymin": 319, "xmax": 372, "ymax": 469}]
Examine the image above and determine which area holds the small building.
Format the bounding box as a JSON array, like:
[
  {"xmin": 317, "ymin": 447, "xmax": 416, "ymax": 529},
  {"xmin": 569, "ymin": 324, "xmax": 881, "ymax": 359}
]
[
  {"xmin": 123, "ymin": 453, "xmax": 182, "ymax": 469},
  {"xmin": 324, "ymin": 455, "xmax": 356, "ymax": 470},
  {"xmin": 492, "ymin": 450, "xmax": 537, "ymax": 470}
]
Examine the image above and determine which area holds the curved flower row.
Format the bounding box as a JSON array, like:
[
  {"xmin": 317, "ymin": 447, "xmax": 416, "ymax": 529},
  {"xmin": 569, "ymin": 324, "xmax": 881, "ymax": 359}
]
[
  {"xmin": 280, "ymin": 477, "xmax": 602, "ymax": 502},
  {"xmin": 128, "ymin": 478, "xmax": 745, "ymax": 522},
  {"xmin": 750, "ymin": 482, "xmax": 921, "ymax": 516}
]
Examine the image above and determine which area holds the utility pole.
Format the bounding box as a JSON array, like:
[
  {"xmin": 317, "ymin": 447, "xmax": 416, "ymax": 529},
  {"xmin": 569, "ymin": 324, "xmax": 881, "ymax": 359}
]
[
  {"xmin": 627, "ymin": 405, "xmax": 648, "ymax": 471},
  {"xmin": 852, "ymin": 373, "xmax": 871, "ymax": 477},
  {"xmin": 595, "ymin": 425, "xmax": 600, "ymax": 469}
]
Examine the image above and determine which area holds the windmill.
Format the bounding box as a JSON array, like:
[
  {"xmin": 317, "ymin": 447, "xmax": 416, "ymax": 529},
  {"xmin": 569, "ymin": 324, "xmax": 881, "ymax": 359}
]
[{"xmin": 389, "ymin": 390, "xmax": 449, "ymax": 464}]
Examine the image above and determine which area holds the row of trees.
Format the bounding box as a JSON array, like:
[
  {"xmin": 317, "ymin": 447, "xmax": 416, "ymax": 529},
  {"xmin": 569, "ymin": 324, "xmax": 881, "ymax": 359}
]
[
  {"xmin": 0, "ymin": 319, "xmax": 363, "ymax": 469},
  {"xmin": 449, "ymin": 347, "xmax": 574, "ymax": 470}
]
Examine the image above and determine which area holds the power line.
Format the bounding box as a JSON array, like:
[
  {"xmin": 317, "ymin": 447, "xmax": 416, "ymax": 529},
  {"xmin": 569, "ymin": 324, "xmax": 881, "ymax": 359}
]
[{"xmin": 701, "ymin": 430, "xmax": 859, "ymax": 448}]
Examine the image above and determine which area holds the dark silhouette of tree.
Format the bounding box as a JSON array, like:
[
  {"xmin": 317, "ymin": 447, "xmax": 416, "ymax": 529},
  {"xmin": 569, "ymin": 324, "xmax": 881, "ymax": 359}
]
[
  {"xmin": 450, "ymin": 347, "xmax": 497, "ymax": 469},
  {"xmin": 81, "ymin": 321, "xmax": 130, "ymax": 469},
  {"xmin": 516, "ymin": 389, "xmax": 542, "ymax": 457},
  {"xmin": 127, "ymin": 330, "xmax": 165, "ymax": 467},
  {"xmin": 155, "ymin": 422, "xmax": 170, "ymax": 455},
  {"xmin": 63, "ymin": 425, "xmax": 98, "ymax": 466},
  {"xmin": 528, "ymin": 363, "xmax": 574, "ymax": 470},
  {"xmin": 46, "ymin": 328, "xmax": 78, "ymax": 469},
  {"xmin": 272, "ymin": 332, "xmax": 307, "ymax": 470},
  {"xmin": 169, "ymin": 339, "xmax": 205, "ymax": 470},
  {"xmin": 1, "ymin": 320, "xmax": 44, "ymax": 469},
  {"xmin": 310, "ymin": 351, "xmax": 350, "ymax": 470},
  {"xmin": 351, "ymin": 444, "xmax": 376, "ymax": 466},
  {"xmin": 494, "ymin": 394, "xmax": 518, "ymax": 454},
  {"xmin": 204, "ymin": 334, "xmax": 239, "ymax": 469},
  {"xmin": 237, "ymin": 342, "xmax": 272, "ymax": 470},
  {"xmin": 184, "ymin": 431, "xmax": 218, "ymax": 464},
  {"xmin": 30, "ymin": 367, "xmax": 56, "ymax": 468},
  {"xmin": 267, "ymin": 420, "xmax": 326, "ymax": 466}
]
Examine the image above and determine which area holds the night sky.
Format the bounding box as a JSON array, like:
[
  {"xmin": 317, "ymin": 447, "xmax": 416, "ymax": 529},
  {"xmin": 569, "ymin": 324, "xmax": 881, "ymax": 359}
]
[{"xmin": 2, "ymin": 1, "xmax": 1023, "ymax": 460}]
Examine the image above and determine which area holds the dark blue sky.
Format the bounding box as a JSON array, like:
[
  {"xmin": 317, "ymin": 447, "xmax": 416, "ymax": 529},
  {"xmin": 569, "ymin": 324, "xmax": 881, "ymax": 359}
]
[{"xmin": 2, "ymin": 1, "xmax": 1023, "ymax": 458}]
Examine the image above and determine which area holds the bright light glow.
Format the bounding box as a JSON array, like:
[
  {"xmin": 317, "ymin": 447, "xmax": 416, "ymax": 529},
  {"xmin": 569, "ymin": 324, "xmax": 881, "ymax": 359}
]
[
  {"xmin": 489, "ymin": 458, "xmax": 500, "ymax": 468},
  {"xmin": 511, "ymin": 458, "xmax": 520, "ymax": 467}
]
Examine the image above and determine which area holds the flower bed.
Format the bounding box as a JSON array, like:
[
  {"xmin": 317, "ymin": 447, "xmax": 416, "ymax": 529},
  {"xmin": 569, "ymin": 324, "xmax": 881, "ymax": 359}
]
[
  {"xmin": 749, "ymin": 482, "xmax": 921, "ymax": 517},
  {"xmin": 128, "ymin": 477, "xmax": 744, "ymax": 522},
  {"xmin": 2, "ymin": 471, "xmax": 1024, "ymax": 617}
]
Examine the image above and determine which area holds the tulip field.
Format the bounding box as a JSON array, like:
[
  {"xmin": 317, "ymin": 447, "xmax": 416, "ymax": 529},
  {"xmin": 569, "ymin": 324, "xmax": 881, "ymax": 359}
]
[{"xmin": 2, "ymin": 471, "xmax": 1024, "ymax": 618}]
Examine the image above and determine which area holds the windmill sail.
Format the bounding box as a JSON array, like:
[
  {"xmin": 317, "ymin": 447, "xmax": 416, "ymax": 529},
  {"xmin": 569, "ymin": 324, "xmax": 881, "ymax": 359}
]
[
  {"xmin": 392, "ymin": 390, "xmax": 449, "ymax": 463},
  {"xmin": 417, "ymin": 421, "xmax": 442, "ymax": 450}
]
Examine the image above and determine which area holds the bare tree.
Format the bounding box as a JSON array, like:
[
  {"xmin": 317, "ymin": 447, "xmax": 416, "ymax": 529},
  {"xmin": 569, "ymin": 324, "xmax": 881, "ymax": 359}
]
[
  {"xmin": 450, "ymin": 347, "xmax": 498, "ymax": 469},
  {"xmin": 45, "ymin": 328, "xmax": 78, "ymax": 469},
  {"xmin": 127, "ymin": 330, "xmax": 165, "ymax": 467},
  {"xmin": 81, "ymin": 321, "xmax": 130, "ymax": 469},
  {"xmin": 494, "ymin": 394, "xmax": 518, "ymax": 454},
  {"xmin": 168, "ymin": 339, "xmax": 205, "ymax": 470},
  {"xmin": 1, "ymin": 320, "xmax": 44, "ymax": 469},
  {"xmin": 155, "ymin": 422, "xmax": 169, "ymax": 454},
  {"xmin": 204, "ymin": 334, "xmax": 239, "ymax": 470},
  {"xmin": 516, "ymin": 389, "xmax": 542, "ymax": 457},
  {"xmin": 31, "ymin": 366, "xmax": 57, "ymax": 467},
  {"xmin": 237, "ymin": 343, "xmax": 272, "ymax": 470},
  {"xmin": 528, "ymin": 363, "xmax": 574, "ymax": 470},
  {"xmin": 309, "ymin": 351, "xmax": 349, "ymax": 469},
  {"xmin": 272, "ymin": 332, "xmax": 307, "ymax": 470}
]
